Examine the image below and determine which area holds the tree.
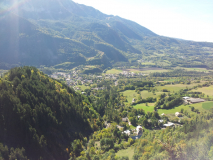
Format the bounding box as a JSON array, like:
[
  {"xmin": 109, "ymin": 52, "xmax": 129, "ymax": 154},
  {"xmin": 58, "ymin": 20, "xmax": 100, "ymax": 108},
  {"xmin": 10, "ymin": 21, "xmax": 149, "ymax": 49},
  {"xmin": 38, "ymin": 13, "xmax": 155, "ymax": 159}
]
[{"xmin": 191, "ymin": 106, "xmax": 195, "ymax": 111}]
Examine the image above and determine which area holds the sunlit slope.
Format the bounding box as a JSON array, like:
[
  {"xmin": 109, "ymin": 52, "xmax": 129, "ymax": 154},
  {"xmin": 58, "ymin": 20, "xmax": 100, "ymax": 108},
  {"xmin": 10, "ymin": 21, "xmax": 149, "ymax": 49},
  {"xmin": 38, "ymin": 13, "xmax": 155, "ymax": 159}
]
[
  {"xmin": 0, "ymin": 0, "xmax": 213, "ymax": 69},
  {"xmin": 0, "ymin": 66, "xmax": 96, "ymax": 160}
]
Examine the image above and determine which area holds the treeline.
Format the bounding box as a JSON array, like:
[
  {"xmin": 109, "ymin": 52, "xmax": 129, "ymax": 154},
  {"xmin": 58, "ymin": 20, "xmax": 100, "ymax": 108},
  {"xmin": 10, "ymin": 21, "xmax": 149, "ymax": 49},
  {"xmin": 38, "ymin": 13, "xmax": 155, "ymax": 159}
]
[
  {"xmin": 118, "ymin": 80, "xmax": 154, "ymax": 92},
  {"xmin": 132, "ymin": 97, "xmax": 156, "ymax": 105},
  {"xmin": 155, "ymin": 93, "xmax": 183, "ymax": 109}
]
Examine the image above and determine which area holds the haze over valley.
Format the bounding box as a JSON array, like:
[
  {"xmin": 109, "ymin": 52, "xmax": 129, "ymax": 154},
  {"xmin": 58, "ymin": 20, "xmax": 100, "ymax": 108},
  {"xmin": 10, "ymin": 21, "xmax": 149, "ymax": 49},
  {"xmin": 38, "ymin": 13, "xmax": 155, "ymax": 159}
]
[{"xmin": 0, "ymin": 1, "xmax": 213, "ymax": 160}]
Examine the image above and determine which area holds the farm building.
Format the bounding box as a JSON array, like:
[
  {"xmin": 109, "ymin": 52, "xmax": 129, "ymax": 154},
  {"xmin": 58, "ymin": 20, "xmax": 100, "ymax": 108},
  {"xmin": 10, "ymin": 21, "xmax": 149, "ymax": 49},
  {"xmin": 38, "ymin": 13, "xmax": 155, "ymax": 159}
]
[{"xmin": 187, "ymin": 98, "xmax": 205, "ymax": 104}]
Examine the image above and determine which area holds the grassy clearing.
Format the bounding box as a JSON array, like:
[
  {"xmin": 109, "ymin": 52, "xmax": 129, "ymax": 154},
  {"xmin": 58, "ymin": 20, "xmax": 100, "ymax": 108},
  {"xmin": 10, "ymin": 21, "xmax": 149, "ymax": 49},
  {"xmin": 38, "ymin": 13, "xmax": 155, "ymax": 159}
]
[
  {"xmin": 116, "ymin": 147, "xmax": 135, "ymax": 160},
  {"xmin": 164, "ymin": 79, "xmax": 177, "ymax": 82},
  {"xmin": 202, "ymin": 102, "xmax": 213, "ymax": 110},
  {"xmin": 191, "ymin": 85, "xmax": 213, "ymax": 98},
  {"xmin": 183, "ymin": 68, "xmax": 213, "ymax": 73},
  {"xmin": 155, "ymin": 83, "xmax": 199, "ymax": 92},
  {"xmin": 174, "ymin": 67, "xmax": 213, "ymax": 73},
  {"xmin": 76, "ymin": 85, "xmax": 90, "ymax": 91},
  {"xmin": 125, "ymin": 69, "xmax": 170, "ymax": 73},
  {"xmin": 133, "ymin": 103, "xmax": 155, "ymax": 112},
  {"xmin": 141, "ymin": 62, "xmax": 155, "ymax": 65},
  {"xmin": 158, "ymin": 101, "xmax": 213, "ymax": 115},
  {"xmin": 105, "ymin": 69, "xmax": 122, "ymax": 74},
  {"xmin": 121, "ymin": 90, "xmax": 163, "ymax": 104}
]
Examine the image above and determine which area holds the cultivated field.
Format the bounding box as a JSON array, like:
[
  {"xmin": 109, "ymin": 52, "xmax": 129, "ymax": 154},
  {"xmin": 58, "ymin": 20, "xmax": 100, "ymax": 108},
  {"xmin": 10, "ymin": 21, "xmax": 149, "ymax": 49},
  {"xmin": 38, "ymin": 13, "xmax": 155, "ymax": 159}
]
[
  {"xmin": 122, "ymin": 90, "xmax": 163, "ymax": 104},
  {"xmin": 105, "ymin": 68, "xmax": 171, "ymax": 74},
  {"xmin": 133, "ymin": 103, "xmax": 155, "ymax": 112},
  {"xmin": 158, "ymin": 101, "xmax": 213, "ymax": 115},
  {"xmin": 191, "ymin": 85, "xmax": 213, "ymax": 98},
  {"xmin": 124, "ymin": 68, "xmax": 170, "ymax": 73},
  {"xmin": 155, "ymin": 83, "xmax": 200, "ymax": 92},
  {"xmin": 105, "ymin": 69, "xmax": 122, "ymax": 74}
]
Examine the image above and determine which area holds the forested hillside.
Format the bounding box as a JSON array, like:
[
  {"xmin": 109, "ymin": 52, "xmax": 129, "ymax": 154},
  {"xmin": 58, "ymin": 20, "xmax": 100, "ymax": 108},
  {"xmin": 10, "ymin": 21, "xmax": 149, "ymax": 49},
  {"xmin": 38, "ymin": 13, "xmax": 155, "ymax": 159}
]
[{"xmin": 0, "ymin": 67, "xmax": 101, "ymax": 160}]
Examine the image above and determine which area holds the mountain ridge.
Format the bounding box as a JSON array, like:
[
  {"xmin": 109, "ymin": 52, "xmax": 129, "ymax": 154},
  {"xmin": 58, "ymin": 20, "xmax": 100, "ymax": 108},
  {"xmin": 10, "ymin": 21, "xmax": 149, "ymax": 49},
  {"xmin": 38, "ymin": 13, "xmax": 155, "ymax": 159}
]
[{"xmin": 0, "ymin": 0, "xmax": 213, "ymax": 70}]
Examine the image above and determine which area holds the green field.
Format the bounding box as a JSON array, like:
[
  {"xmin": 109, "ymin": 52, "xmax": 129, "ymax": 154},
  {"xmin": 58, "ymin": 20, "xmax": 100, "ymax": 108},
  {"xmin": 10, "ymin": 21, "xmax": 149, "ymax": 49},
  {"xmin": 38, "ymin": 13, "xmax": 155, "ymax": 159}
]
[
  {"xmin": 76, "ymin": 85, "xmax": 90, "ymax": 91},
  {"xmin": 116, "ymin": 147, "xmax": 134, "ymax": 160},
  {"xmin": 105, "ymin": 69, "xmax": 122, "ymax": 74},
  {"xmin": 191, "ymin": 85, "xmax": 213, "ymax": 98},
  {"xmin": 202, "ymin": 102, "xmax": 213, "ymax": 110},
  {"xmin": 125, "ymin": 69, "xmax": 170, "ymax": 73},
  {"xmin": 121, "ymin": 90, "xmax": 163, "ymax": 104},
  {"xmin": 164, "ymin": 78, "xmax": 177, "ymax": 82},
  {"xmin": 155, "ymin": 83, "xmax": 199, "ymax": 92},
  {"xmin": 141, "ymin": 62, "xmax": 155, "ymax": 65},
  {"xmin": 158, "ymin": 101, "xmax": 213, "ymax": 115},
  {"xmin": 133, "ymin": 103, "xmax": 155, "ymax": 112},
  {"xmin": 183, "ymin": 68, "xmax": 213, "ymax": 73}
]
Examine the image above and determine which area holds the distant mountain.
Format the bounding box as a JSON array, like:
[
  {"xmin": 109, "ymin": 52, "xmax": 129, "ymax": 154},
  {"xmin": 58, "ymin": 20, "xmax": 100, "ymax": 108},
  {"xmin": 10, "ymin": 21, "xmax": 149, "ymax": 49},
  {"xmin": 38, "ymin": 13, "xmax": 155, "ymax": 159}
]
[{"xmin": 0, "ymin": 0, "xmax": 213, "ymax": 70}]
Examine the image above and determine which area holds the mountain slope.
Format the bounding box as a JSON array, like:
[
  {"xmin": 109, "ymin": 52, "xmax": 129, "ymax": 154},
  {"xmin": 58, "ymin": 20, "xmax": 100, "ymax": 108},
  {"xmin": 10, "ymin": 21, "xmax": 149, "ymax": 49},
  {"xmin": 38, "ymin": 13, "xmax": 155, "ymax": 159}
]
[
  {"xmin": 0, "ymin": 66, "xmax": 98, "ymax": 160},
  {"xmin": 0, "ymin": 0, "xmax": 213, "ymax": 70}
]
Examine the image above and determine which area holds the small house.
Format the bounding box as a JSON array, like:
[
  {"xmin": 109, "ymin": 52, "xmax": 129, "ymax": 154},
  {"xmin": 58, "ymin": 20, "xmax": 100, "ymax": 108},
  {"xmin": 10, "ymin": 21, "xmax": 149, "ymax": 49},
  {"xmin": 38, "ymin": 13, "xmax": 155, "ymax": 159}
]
[
  {"xmin": 136, "ymin": 126, "xmax": 143, "ymax": 136},
  {"xmin": 175, "ymin": 112, "xmax": 181, "ymax": 117},
  {"xmin": 123, "ymin": 130, "xmax": 131, "ymax": 136},
  {"xmin": 132, "ymin": 98, "xmax": 136, "ymax": 103},
  {"xmin": 122, "ymin": 117, "xmax": 128, "ymax": 122}
]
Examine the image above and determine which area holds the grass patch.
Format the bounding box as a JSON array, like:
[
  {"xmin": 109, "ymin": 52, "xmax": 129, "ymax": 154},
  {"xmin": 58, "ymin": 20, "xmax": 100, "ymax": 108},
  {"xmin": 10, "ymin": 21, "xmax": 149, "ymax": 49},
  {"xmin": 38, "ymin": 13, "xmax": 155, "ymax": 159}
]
[
  {"xmin": 105, "ymin": 69, "xmax": 122, "ymax": 74},
  {"xmin": 164, "ymin": 79, "xmax": 177, "ymax": 82},
  {"xmin": 76, "ymin": 85, "xmax": 90, "ymax": 91},
  {"xmin": 125, "ymin": 69, "xmax": 170, "ymax": 73},
  {"xmin": 155, "ymin": 83, "xmax": 199, "ymax": 92},
  {"xmin": 133, "ymin": 103, "xmax": 155, "ymax": 112},
  {"xmin": 121, "ymin": 90, "xmax": 163, "ymax": 104},
  {"xmin": 158, "ymin": 101, "xmax": 213, "ymax": 115},
  {"xmin": 202, "ymin": 102, "xmax": 213, "ymax": 110},
  {"xmin": 141, "ymin": 62, "xmax": 155, "ymax": 65},
  {"xmin": 183, "ymin": 68, "xmax": 213, "ymax": 73},
  {"xmin": 191, "ymin": 85, "xmax": 213, "ymax": 98},
  {"xmin": 116, "ymin": 147, "xmax": 135, "ymax": 160}
]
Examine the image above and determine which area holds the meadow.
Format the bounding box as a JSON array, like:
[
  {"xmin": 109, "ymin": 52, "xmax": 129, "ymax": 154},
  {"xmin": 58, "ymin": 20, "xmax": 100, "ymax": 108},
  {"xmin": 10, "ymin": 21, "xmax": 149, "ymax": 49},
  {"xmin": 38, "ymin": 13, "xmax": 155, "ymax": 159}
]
[
  {"xmin": 76, "ymin": 85, "xmax": 90, "ymax": 91},
  {"xmin": 121, "ymin": 90, "xmax": 163, "ymax": 104},
  {"xmin": 105, "ymin": 69, "xmax": 122, "ymax": 74},
  {"xmin": 133, "ymin": 103, "xmax": 155, "ymax": 112},
  {"xmin": 155, "ymin": 83, "xmax": 199, "ymax": 92},
  {"xmin": 158, "ymin": 101, "xmax": 213, "ymax": 115},
  {"xmin": 116, "ymin": 147, "xmax": 134, "ymax": 160},
  {"xmin": 124, "ymin": 68, "xmax": 170, "ymax": 73},
  {"xmin": 191, "ymin": 85, "xmax": 213, "ymax": 98}
]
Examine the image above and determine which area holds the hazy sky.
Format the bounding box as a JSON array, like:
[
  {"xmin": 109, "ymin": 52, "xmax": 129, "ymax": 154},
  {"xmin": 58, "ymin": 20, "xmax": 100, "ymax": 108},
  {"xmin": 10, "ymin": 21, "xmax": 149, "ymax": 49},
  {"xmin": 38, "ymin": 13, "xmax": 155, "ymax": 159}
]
[{"xmin": 73, "ymin": 0, "xmax": 213, "ymax": 42}]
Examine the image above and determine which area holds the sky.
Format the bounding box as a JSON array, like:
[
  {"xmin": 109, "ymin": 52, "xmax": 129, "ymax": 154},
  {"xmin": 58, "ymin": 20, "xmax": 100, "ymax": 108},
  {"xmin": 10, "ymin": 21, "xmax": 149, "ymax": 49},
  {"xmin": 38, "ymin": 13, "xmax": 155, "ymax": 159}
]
[{"xmin": 73, "ymin": 0, "xmax": 213, "ymax": 42}]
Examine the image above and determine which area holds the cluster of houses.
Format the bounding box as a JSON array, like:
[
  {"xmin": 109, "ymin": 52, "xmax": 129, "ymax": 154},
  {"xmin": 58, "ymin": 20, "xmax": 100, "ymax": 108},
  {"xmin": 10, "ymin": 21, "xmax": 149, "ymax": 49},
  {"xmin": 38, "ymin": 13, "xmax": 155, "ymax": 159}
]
[{"xmin": 122, "ymin": 125, "xmax": 143, "ymax": 139}]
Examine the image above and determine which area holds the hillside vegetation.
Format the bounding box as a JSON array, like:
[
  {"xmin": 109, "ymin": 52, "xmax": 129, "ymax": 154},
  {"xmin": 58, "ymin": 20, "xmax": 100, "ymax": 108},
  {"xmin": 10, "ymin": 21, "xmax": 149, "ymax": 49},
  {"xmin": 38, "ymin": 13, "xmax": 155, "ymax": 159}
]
[{"xmin": 0, "ymin": 67, "xmax": 100, "ymax": 160}]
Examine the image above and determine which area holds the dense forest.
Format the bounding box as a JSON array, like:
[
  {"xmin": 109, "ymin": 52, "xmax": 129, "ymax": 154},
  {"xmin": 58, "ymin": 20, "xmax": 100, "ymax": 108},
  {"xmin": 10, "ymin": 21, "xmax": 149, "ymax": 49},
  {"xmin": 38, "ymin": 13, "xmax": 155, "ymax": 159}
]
[{"xmin": 0, "ymin": 66, "xmax": 102, "ymax": 160}]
